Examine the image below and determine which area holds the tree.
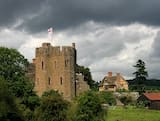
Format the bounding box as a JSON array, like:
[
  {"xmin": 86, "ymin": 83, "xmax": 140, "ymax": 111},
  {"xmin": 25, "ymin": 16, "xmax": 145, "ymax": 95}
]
[
  {"xmin": 0, "ymin": 47, "xmax": 30, "ymax": 97},
  {"xmin": 76, "ymin": 64, "xmax": 98, "ymax": 90},
  {"xmin": 132, "ymin": 59, "xmax": 148, "ymax": 93},
  {"xmin": 35, "ymin": 90, "xmax": 69, "ymax": 121},
  {"xmin": 0, "ymin": 47, "xmax": 40, "ymax": 120},
  {"xmin": 73, "ymin": 91, "xmax": 105, "ymax": 121},
  {"xmin": 0, "ymin": 47, "xmax": 28, "ymax": 81},
  {"xmin": 133, "ymin": 59, "xmax": 148, "ymax": 83},
  {"xmin": 0, "ymin": 77, "xmax": 24, "ymax": 121}
]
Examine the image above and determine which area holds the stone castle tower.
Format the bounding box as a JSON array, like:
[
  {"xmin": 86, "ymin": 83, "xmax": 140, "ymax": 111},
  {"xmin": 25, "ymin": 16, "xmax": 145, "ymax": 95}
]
[{"xmin": 33, "ymin": 43, "xmax": 76, "ymax": 100}]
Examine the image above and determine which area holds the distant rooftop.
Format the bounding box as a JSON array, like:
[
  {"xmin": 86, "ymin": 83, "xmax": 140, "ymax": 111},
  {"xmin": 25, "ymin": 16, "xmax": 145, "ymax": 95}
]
[{"xmin": 143, "ymin": 93, "xmax": 160, "ymax": 101}]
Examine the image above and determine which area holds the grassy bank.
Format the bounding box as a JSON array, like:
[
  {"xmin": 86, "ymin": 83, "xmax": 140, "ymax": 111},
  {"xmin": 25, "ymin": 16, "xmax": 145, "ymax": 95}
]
[{"xmin": 106, "ymin": 107, "xmax": 160, "ymax": 121}]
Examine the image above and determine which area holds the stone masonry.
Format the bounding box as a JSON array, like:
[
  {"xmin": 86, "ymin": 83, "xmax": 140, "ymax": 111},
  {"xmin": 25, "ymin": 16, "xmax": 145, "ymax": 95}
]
[{"xmin": 33, "ymin": 43, "xmax": 77, "ymax": 100}]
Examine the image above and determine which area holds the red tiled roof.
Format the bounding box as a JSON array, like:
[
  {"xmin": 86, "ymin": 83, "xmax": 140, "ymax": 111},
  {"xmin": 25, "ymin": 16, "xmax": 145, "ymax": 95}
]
[{"xmin": 143, "ymin": 93, "xmax": 160, "ymax": 101}]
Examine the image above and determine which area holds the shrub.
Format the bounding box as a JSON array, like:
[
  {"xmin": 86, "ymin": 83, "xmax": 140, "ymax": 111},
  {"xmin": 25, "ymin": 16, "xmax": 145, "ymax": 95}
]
[
  {"xmin": 120, "ymin": 96, "xmax": 134, "ymax": 106},
  {"xmin": 72, "ymin": 91, "xmax": 105, "ymax": 121},
  {"xmin": 35, "ymin": 90, "xmax": 69, "ymax": 121},
  {"xmin": 99, "ymin": 91, "xmax": 116, "ymax": 105}
]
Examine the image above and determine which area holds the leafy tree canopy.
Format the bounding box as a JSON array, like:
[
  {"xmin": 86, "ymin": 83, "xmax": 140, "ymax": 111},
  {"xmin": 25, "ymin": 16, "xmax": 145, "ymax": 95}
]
[
  {"xmin": 0, "ymin": 47, "xmax": 31, "ymax": 97},
  {"xmin": 73, "ymin": 91, "xmax": 105, "ymax": 121},
  {"xmin": 133, "ymin": 59, "xmax": 148, "ymax": 84},
  {"xmin": 35, "ymin": 90, "xmax": 69, "ymax": 121},
  {"xmin": 0, "ymin": 77, "xmax": 24, "ymax": 121},
  {"xmin": 0, "ymin": 47, "xmax": 28, "ymax": 81},
  {"xmin": 132, "ymin": 59, "xmax": 148, "ymax": 93},
  {"xmin": 133, "ymin": 59, "xmax": 148, "ymax": 80}
]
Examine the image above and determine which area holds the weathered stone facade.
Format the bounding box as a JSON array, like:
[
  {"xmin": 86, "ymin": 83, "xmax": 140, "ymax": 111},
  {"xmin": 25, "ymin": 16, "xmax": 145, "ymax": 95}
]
[
  {"xmin": 32, "ymin": 42, "xmax": 89, "ymax": 100},
  {"xmin": 76, "ymin": 73, "xmax": 90, "ymax": 96},
  {"xmin": 33, "ymin": 43, "xmax": 76, "ymax": 100}
]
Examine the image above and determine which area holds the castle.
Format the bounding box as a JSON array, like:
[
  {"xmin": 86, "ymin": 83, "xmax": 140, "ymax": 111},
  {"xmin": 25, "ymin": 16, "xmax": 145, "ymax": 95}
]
[{"xmin": 29, "ymin": 42, "xmax": 89, "ymax": 100}]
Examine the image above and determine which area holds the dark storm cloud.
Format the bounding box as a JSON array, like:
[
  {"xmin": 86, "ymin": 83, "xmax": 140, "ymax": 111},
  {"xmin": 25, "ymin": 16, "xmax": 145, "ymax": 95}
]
[
  {"xmin": 1, "ymin": 0, "xmax": 160, "ymax": 32},
  {"xmin": 0, "ymin": 0, "xmax": 44, "ymax": 28}
]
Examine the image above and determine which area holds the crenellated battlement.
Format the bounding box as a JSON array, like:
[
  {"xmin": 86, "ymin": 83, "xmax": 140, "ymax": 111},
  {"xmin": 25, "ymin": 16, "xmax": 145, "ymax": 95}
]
[{"xmin": 36, "ymin": 43, "xmax": 76, "ymax": 57}]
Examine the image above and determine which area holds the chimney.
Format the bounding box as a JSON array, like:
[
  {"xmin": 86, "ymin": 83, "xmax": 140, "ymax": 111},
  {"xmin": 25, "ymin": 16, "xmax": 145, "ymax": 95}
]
[{"xmin": 108, "ymin": 72, "xmax": 112, "ymax": 77}]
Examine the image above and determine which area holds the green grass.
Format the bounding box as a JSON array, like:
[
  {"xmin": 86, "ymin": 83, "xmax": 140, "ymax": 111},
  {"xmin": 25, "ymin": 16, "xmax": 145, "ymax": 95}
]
[{"xmin": 106, "ymin": 107, "xmax": 160, "ymax": 121}]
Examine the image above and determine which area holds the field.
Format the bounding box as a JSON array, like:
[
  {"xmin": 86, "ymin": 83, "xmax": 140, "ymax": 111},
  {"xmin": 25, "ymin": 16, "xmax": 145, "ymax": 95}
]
[{"xmin": 106, "ymin": 107, "xmax": 160, "ymax": 121}]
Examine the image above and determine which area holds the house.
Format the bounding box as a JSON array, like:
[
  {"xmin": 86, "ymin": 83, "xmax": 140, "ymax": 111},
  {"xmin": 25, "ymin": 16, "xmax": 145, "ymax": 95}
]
[
  {"xmin": 138, "ymin": 93, "xmax": 160, "ymax": 110},
  {"xmin": 99, "ymin": 72, "xmax": 128, "ymax": 91}
]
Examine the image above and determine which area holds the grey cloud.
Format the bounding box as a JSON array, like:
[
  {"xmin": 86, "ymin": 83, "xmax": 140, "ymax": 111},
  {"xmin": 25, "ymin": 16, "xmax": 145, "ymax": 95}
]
[
  {"xmin": 1, "ymin": 0, "xmax": 160, "ymax": 33},
  {"xmin": 0, "ymin": 0, "xmax": 44, "ymax": 28},
  {"xmin": 0, "ymin": 29, "xmax": 29, "ymax": 48},
  {"xmin": 151, "ymin": 31, "xmax": 160, "ymax": 57},
  {"xmin": 70, "ymin": 30, "xmax": 123, "ymax": 64}
]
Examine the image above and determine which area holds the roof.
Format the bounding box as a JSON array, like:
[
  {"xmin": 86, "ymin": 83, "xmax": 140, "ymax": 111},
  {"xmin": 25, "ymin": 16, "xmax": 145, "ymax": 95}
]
[
  {"xmin": 143, "ymin": 93, "xmax": 160, "ymax": 101},
  {"xmin": 99, "ymin": 73, "xmax": 127, "ymax": 87},
  {"xmin": 99, "ymin": 76, "xmax": 117, "ymax": 86}
]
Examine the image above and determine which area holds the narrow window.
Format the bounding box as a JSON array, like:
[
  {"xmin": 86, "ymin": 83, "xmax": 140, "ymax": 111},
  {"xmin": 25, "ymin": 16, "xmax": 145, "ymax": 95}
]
[
  {"xmin": 55, "ymin": 61, "xmax": 56, "ymax": 68},
  {"xmin": 48, "ymin": 77, "xmax": 51, "ymax": 85},
  {"xmin": 42, "ymin": 61, "xmax": 44, "ymax": 70},
  {"xmin": 60, "ymin": 77, "xmax": 63, "ymax": 85},
  {"xmin": 65, "ymin": 60, "xmax": 68, "ymax": 67}
]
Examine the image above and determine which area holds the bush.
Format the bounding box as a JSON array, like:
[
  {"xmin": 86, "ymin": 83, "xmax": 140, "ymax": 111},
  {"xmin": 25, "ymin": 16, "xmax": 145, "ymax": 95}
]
[
  {"xmin": 35, "ymin": 90, "xmax": 69, "ymax": 121},
  {"xmin": 0, "ymin": 77, "xmax": 24, "ymax": 121},
  {"xmin": 71, "ymin": 91, "xmax": 106, "ymax": 121},
  {"xmin": 99, "ymin": 91, "xmax": 116, "ymax": 105},
  {"xmin": 120, "ymin": 96, "xmax": 134, "ymax": 106}
]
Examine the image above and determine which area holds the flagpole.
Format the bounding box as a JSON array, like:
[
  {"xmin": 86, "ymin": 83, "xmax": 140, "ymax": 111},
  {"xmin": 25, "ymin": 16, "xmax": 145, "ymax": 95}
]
[{"xmin": 48, "ymin": 27, "xmax": 53, "ymax": 42}]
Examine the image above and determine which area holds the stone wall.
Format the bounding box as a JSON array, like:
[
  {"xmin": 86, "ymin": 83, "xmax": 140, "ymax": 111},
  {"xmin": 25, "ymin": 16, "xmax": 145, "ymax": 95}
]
[{"xmin": 34, "ymin": 43, "xmax": 76, "ymax": 100}]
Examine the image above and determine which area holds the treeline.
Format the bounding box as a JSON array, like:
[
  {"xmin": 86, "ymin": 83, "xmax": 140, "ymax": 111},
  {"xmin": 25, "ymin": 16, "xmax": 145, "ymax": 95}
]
[{"xmin": 128, "ymin": 79, "xmax": 160, "ymax": 90}]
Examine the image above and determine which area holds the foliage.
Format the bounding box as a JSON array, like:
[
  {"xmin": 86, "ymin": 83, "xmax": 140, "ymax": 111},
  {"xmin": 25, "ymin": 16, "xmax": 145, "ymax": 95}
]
[
  {"xmin": 0, "ymin": 47, "xmax": 31, "ymax": 97},
  {"xmin": 0, "ymin": 77, "xmax": 24, "ymax": 121},
  {"xmin": 128, "ymin": 79, "xmax": 160, "ymax": 91},
  {"xmin": 133, "ymin": 59, "xmax": 148, "ymax": 84},
  {"xmin": 0, "ymin": 47, "xmax": 40, "ymax": 121},
  {"xmin": 120, "ymin": 96, "xmax": 134, "ymax": 106},
  {"xmin": 99, "ymin": 91, "xmax": 116, "ymax": 106},
  {"xmin": 72, "ymin": 91, "xmax": 105, "ymax": 121},
  {"xmin": 42, "ymin": 90, "xmax": 61, "ymax": 97},
  {"xmin": 0, "ymin": 47, "xmax": 28, "ymax": 81},
  {"xmin": 132, "ymin": 59, "xmax": 148, "ymax": 93},
  {"xmin": 35, "ymin": 90, "xmax": 69, "ymax": 121},
  {"xmin": 76, "ymin": 64, "xmax": 98, "ymax": 90}
]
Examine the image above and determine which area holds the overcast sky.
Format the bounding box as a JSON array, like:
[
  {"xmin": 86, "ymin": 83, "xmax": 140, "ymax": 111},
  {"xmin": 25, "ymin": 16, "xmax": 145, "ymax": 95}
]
[{"xmin": 0, "ymin": 0, "xmax": 160, "ymax": 81}]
